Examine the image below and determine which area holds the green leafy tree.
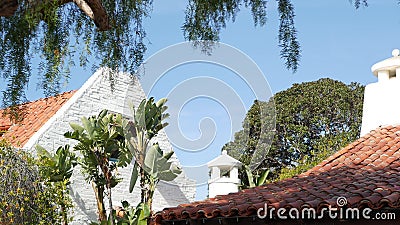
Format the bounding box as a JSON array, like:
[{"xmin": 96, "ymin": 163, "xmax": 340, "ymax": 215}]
[
  {"xmin": 277, "ymin": 147, "xmax": 334, "ymax": 180},
  {"xmin": 223, "ymin": 99, "xmax": 276, "ymax": 188},
  {"xmin": 65, "ymin": 110, "xmax": 131, "ymax": 224},
  {"xmin": 36, "ymin": 144, "xmax": 77, "ymax": 225},
  {"xmin": 223, "ymin": 78, "xmax": 365, "ymax": 184},
  {"xmin": 110, "ymin": 143, "xmax": 181, "ymax": 225},
  {"xmin": 0, "ymin": 0, "xmax": 301, "ymax": 119}
]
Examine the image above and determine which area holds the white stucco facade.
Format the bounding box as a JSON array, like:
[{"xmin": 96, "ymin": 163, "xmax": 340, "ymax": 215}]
[
  {"xmin": 22, "ymin": 69, "xmax": 195, "ymax": 224},
  {"xmin": 361, "ymin": 49, "xmax": 400, "ymax": 136}
]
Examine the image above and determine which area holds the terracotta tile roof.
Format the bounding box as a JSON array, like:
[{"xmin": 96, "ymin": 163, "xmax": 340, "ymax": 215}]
[
  {"xmin": 0, "ymin": 90, "xmax": 76, "ymax": 147},
  {"xmin": 153, "ymin": 125, "xmax": 400, "ymax": 223}
]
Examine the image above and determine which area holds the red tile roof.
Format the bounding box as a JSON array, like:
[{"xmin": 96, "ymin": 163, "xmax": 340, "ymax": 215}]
[
  {"xmin": 153, "ymin": 125, "xmax": 400, "ymax": 223},
  {"xmin": 0, "ymin": 91, "xmax": 76, "ymax": 147}
]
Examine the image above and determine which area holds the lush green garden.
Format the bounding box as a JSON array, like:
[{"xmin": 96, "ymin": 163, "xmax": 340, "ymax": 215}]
[
  {"xmin": 0, "ymin": 97, "xmax": 180, "ymax": 225},
  {"xmin": 0, "ymin": 78, "xmax": 366, "ymax": 224}
]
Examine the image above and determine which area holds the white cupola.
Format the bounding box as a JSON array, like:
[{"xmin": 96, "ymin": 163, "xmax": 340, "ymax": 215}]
[
  {"xmin": 361, "ymin": 49, "xmax": 400, "ymax": 136},
  {"xmin": 207, "ymin": 150, "xmax": 242, "ymax": 198}
]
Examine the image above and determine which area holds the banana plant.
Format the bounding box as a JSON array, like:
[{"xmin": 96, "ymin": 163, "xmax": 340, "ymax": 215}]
[
  {"xmin": 65, "ymin": 110, "xmax": 131, "ymax": 224},
  {"xmin": 36, "ymin": 144, "xmax": 77, "ymax": 183},
  {"xmin": 36, "ymin": 144, "xmax": 77, "ymax": 225},
  {"xmin": 124, "ymin": 97, "xmax": 181, "ymax": 212},
  {"xmin": 141, "ymin": 143, "xmax": 181, "ymax": 207},
  {"xmin": 244, "ymin": 164, "xmax": 270, "ymax": 188},
  {"xmin": 118, "ymin": 201, "xmax": 150, "ymax": 225}
]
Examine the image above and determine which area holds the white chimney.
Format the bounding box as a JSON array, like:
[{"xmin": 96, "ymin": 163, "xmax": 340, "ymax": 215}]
[
  {"xmin": 361, "ymin": 49, "xmax": 400, "ymax": 136},
  {"xmin": 207, "ymin": 150, "xmax": 242, "ymax": 198}
]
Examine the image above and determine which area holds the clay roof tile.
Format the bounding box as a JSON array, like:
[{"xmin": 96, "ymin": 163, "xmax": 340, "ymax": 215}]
[{"xmin": 0, "ymin": 91, "xmax": 76, "ymax": 147}]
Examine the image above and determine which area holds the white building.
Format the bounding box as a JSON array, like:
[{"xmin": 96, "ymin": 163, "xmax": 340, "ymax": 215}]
[
  {"xmin": 207, "ymin": 150, "xmax": 242, "ymax": 198},
  {"xmin": 361, "ymin": 49, "xmax": 400, "ymax": 135}
]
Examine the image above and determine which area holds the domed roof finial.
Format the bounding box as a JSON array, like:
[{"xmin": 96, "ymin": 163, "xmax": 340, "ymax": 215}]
[
  {"xmin": 392, "ymin": 49, "xmax": 400, "ymax": 57},
  {"xmin": 371, "ymin": 49, "xmax": 400, "ymax": 77}
]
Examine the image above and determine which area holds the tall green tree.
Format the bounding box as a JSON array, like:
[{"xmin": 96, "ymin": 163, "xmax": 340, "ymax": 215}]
[
  {"xmin": 124, "ymin": 97, "xmax": 181, "ymax": 213},
  {"xmin": 89, "ymin": 97, "xmax": 181, "ymax": 225},
  {"xmin": 0, "ymin": 0, "xmax": 300, "ymax": 118},
  {"xmin": 223, "ymin": 78, "xmax": 365, "ymax": 185},
  {"xmin": 65, "ymin": 110, "xmax": 131, "ymax": 224}
]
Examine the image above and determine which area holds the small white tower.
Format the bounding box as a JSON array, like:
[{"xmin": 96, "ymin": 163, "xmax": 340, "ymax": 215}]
[
  {"xmin": 361, "ymin": 49, "xmax": 400, "ymax": 136},
  {"xmin": 207, "ymin": 150, "xmax": 242, "ymax": 198}
]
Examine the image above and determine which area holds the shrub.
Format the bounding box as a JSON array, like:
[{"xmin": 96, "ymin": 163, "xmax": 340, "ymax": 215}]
[{"xmin": 0, "ymin": 141, "xmax": 72, "ymax": 224}]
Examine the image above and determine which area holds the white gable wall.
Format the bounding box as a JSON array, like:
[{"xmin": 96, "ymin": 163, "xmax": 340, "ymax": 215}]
[{"xmin": 23, "ymin": 69, "xmax": 195, "ymax": 224}]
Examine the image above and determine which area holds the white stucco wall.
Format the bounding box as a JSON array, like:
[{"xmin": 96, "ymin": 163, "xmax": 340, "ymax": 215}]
[
  {"xmin": 22, "ymin": 69, "xmax": 195, "ymax": 224},
  {"xmin": 361, "ymin": 79, "xmax": 400, "ymax": 136},
  {"xmin": 361, "ymin": 50, "xmax": 400, "ymax": 136},
  {"xmin": 208, "ymin": 178, "xmax": 240, "ymax": 198}
]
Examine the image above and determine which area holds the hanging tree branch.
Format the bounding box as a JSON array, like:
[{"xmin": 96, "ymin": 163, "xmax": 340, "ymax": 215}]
[
  {"xmin": 0, "ymin": 0, "xmax": 110, "ymax": 30},
  {"xmin": 72, "ymin": 0, "xmax": 110, "ymax": 31},
  {"xmin": 0, "ymin": 0, "xmax": 303, "ymax": 122}
]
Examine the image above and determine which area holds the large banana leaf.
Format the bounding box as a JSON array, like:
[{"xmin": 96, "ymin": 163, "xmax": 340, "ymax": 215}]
[
  {"xmin": 129, "ymin": 162, "xmax": 138, "ymax": 193},
  {"xmin": 143, "ymin": 144, "xmax": 181, "ymax": 181}
]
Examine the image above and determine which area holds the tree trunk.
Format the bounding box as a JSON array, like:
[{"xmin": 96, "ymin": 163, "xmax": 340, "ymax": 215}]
[
  {"xmin": 107, "ymin": 184, "xmax": 114, "ymax": 225},
  {"xmin": 61, "ymin": 203, "xmax": 68, "ymax": 225},
  {"xmin": 73, "ymin": 0, "xmax": 110, "ymax": 30},
  {"xmin": 92, "ymin": 182, "xmax": 107, "ymax": 222},
  {"xmin": 146, "ymin": 189, "xmax": 154, "ymax": 213},
  {"xmin": 0, "ymin": 0, "xmax": 110, "ymax": 30},
  {"xmin": 0, "ymin": 0, "xmax": 18, "ymax": 17},
  {"xmin": 140, "ymin": 167, "xmax": 146, "ymax": 203},
  {"xmin": 103, "ymin": 165, "xmax": 114, "ymax": 225}
]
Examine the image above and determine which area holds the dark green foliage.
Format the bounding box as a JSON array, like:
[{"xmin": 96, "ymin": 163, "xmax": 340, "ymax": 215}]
[
  {"xmin": 223, "ymin": 78, "xmax": 365, "ymax": 185},
  {"xmin": 277, "ymin": 147, "xmax": 334, "ymax": 180},
  {"xmin": 0, "ymin": 141, "xmax": 71, "ymax": 224},
  {"xmin": 223, "ymin": 99, "xmax": 275, "ymax": 188},
  {"xmin": 183, "ymin": 0, "xmax": 267, "ymax": 42},
  {"xmin": 1, "ymin": 0, "xmax": 153, "ymax": 117},
  {"xmin": 272, "ymin": 79, "xmax": 364, "ymax": 165},
  {"xmin": 36, "ymin": 144, "xmax": 77, "ymax": 183},
  {"xmin": 119, "ymin": 201, "xmax": 150, "ymax": 225},
  {"xmin": 353, "ymin": 0, "xmax": 368, "ymax": 9},
  {"xmin": 1, "ymin": 0, "xmax": 302, "ymax": 120},
  {"xmin": 183, "ymin": 0, "xmax": 300, "ymax": 70}
]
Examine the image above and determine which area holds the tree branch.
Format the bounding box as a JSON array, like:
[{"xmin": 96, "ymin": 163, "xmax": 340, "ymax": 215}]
[
  {"xmin": 73, "ymin": 0, "xmax": 110, "ymax": 31},
  {"xmin": 0, "ymin": 0, "xmax": 110, "ymax": 31},
  {"xmin": 0, "ymin": 0, "xmax": 18, "ymax": 17}
]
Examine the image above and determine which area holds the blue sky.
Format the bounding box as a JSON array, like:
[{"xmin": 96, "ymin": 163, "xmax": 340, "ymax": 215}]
[{"xmin": 2, "ymin": 0, "xmax": 400, "ymax": 200}]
